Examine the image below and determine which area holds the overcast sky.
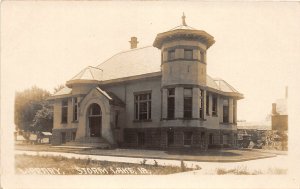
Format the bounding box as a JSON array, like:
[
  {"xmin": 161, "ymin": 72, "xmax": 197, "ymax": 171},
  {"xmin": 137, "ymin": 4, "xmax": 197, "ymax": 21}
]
[{"xmin": 2, "ymin": 1, "xmax": 300, "ymax": 126}]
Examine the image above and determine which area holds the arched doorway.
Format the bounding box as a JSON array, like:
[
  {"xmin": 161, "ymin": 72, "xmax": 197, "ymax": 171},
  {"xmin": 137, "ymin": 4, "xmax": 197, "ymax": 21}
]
[{"xmin": 88, "ymin": 103, "xmax": 102, "ymax": 137}]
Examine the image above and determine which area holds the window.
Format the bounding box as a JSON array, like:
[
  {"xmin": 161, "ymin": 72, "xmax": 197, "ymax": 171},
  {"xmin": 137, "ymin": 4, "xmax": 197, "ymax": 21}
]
[
  {"xmin": 233, "ymin": 100, "xmax": 237, "ymax": 124},
  {"xmin": 72, "ymin": 97, "xmax": 78, "ymax": 122},
  {"xmin": 61, "ymin": 99, "xmax": 68, "ymax": 123},
  {"xmin": 167, "ymin": 88, "xmax": 175, "ymax": 119},
  {"xmin": 71, "ymin": 132, "xmax": 76, "ymax": 141},
  {"xmin": 222, "ymin": 134, "xmax": 229, "ymax": 145},
  {"xmin": 184, "ymin": 88, "xmax": 192, "ymax": 119},
  {"xmin": 223, "ymin": 99, "xmax": 229, "ymax": 123},
  {"xmin": 168, "ymin": 50, "xmax": 175, "ymax": 61},
  {"xmin": 199, "ymin": 89, "xmax": 204, "ymax": 119},
  {"xmin": 61, "ymin": 132, "xmax": 66, "ymax": 144},
  {"xmin": 212, "ymin": 95, "xmax": 218, "ymax": 116},
  {"xmin": 184, "ymin": 132, "xmax": 193, "ymax": 146},
  {"xmin": 209, "ymin": 133, "xmax": 214, "ymax": 145},
  {"xmin": 206, "ymin": 93, "xmax": 210, "ymax": 115},
  {"xmin": 200, "ymin": 51, "xmax": 205, "ymax": 62},
  {"xmin": 115, "ymin": 110, "xmax": 119, "ymax": 129},
  {"xmin": 134, "ymin": 93, "xmax": 151, "ymax": 120},
  {"xmin": 184, "ymin": 49, "xmax": 193, "ymax": 60},
  {"xmin": 137, "ymin": 132, "xmax": 145, "ymax": 146},
  {"xmin": 167, "ymin": 131, "xmax": 174, "ymax": 146}
]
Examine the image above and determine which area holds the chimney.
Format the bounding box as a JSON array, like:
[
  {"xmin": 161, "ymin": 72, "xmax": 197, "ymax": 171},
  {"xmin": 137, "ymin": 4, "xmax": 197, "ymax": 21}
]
[
  {"xmin": 272, "ymin": 103, "xmax": 277, "ymax": 115},
  {"xmin": 129, "ymin": 37, "xmax": 138, "ymax": 49},
  {"xmin": 285, "ymin": 86, "xmax": 288, "ymax": 99}
]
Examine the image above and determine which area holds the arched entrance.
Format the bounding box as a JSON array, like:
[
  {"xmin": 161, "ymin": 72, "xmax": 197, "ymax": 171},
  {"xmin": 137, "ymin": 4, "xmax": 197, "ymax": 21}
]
[{"xmin": 88, "ymin": 103, "xmax": 102, "ymax": 137}]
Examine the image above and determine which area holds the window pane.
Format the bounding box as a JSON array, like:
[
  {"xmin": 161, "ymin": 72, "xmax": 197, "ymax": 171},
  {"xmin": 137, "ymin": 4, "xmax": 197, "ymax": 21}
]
[
  {"xmin": 212, "ymin": 96, "xmax": 218, "ymax": 115},
  {"xmin": 62, "ymin": 107, "xmax": 68, "ymax": 123},
  {"xmin": 134, "ymin": 93, "xmax": 151, "ymax": 120},
  {"xmin": 223, "ymin": 99, "xmax": 229, "ymax": 106},
  {"xmin": 184, "ymin": 88, "xmax": 192, "ymax": 97},
  {"xmin": 74, "ymin": 105, "xmax": 78, "ymax": 121},
  {"xmin": 139, "ymin": 94, "xmax": 148, "ymax": 100},
  {"xmin": 135, "ymin": 102, "xmax": 138, "ymax": 120},
  {"xmin": 200, "ymin": 51, "xmax": 205, "ymax": 62},
  {"xmin": 168, "ymin": 97, "xmax": 175, "ymax": 118},
  {"xmin": 139, "ymin": 113, "xmax": 147, "ymax": 120},
  {"xmin": 89, "ymin": 104, "xmax": 101, "ymax": 115},
  {"xmin": 167, "ymin": 131, "xmax": 174, "ymax": 146},
  {"xmin": 184, "ymin": 50, "xmax": 193, "ymax": 60},
  {"xmin": 148, "ymin": 101, "xmax": 151, "ymax": 119},
  {"xmin": 168, "ymin": 88, "xmax": 175, "ymax": 96},
  {"xmin": 184, "ymin": 132, "xmax": 193, "ymax": 145},
  {"xmin": 62, "ymin": 99, "xmax": 68, "ymax": 106},
  {"xmin": 184, "ymin": 97, "xmax": 192, "ymax": 118},
  {"xmin": 168, "ymin": 50, "xmax": 175, "ymax": 60},
  {"xmin": 206, "ymin": 93, "xmax": 210, "ymax": 115},
  {"xmin": 140, "ymin": 102, "xmax": 147, "ymax": 112}
]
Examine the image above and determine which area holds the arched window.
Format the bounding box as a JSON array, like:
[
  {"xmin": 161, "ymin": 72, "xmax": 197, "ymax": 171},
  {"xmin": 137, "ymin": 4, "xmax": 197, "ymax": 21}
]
[{"xmin": 88, "ymin": 103, "xmax": 101, "ymax": 116}]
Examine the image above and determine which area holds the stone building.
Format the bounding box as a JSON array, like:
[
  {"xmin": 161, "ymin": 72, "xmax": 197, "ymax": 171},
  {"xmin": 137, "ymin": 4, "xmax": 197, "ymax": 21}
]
[{"xmin": 49, "ymin": 15, "xmax": 243, "ymax": 149}]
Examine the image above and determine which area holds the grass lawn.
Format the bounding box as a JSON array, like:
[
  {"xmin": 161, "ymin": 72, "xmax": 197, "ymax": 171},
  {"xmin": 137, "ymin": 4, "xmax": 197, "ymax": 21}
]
[{"xmin": 15, "ymin": 154, "xmax": 198, "ymax": 175}]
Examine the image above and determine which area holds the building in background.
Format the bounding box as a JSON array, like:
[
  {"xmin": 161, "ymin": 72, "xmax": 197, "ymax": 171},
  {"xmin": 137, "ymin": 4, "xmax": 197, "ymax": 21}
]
[
  {"xmin": 48, "ymin": 14, "xmax": 243, "ymax": 149},
  {"xmin": 271, "ymin": 87, "xmax": 288, "ymax": 131}
]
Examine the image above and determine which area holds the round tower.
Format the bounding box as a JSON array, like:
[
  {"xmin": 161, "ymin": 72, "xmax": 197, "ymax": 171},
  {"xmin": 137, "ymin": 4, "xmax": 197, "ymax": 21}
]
[
  {"xmin": 153, "ymin": 14, "xmax": 215, "ymax": 87},
  {"xmin": 153, "ymin": 14, "xmax": 215, "ymax": 121}
]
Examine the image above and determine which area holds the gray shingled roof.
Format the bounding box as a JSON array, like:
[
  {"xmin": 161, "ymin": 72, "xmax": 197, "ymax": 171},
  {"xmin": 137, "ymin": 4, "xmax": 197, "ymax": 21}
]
[
  {"xmin": 71, "ymin": 66, "xmax": 103, "ymax": 81},
  {"xmin": 53, "ymin": 46, "xmax": 242, "ymax": 97},
  {"xmin": 96, "ymin": 46, "xmax": 161, "ymax": 81}
]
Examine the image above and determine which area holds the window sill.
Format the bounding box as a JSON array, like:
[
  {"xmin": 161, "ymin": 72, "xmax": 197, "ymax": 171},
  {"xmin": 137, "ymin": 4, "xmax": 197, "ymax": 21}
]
[
  {"xmin": 162, "ymin": 118, "xmax": 207, "ymax": 121},
  {"xmin": 61, "ymin": 122, "xmax": 68, "ymax": 124},
  {"xmin": 212, "ymin": 114, "xmax": 218, "ymax": 117},
  {"xmin": 161, "ymin": 118, "xmax": 175, "ymax": 120},
  {"xmin": 72, "ymin": 120, "xmax": 79, "ymax": 123},
  {"xmin": 220, "ymin": 122, "xmax": 232, "ymax": 125},
  {"xmin": 133, "ymin": 119, "xmax": 152, "ymax": 123}
]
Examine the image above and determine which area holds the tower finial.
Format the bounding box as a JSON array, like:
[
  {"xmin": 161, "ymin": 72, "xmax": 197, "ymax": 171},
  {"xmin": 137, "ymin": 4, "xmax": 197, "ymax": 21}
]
[{"xmin": 182, "ymin": 12, "xmax": 187, "ymax": 26}]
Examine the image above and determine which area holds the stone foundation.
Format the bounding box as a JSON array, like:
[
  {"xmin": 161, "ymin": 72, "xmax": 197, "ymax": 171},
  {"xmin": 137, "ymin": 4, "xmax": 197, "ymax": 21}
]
[
  {"xmin": 123, "ymin": 127, "xmax": 237, "ymax": 149},
  {"xmin": 52, "ymin": 128, "xmax": 77, "ymax": 145}
]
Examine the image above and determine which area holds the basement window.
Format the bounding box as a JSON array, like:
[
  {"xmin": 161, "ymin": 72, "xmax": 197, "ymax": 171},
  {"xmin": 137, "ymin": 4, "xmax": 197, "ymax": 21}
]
[{"xmin": 184, "ymin": 131, "xmax": 193, "ymax": 146}]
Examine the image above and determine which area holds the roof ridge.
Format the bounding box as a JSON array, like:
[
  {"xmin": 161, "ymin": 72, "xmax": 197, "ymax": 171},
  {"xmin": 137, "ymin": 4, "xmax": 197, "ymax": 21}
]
[
  {"xmin": 87, "ymin": 66, "xmax": 103, "ymax": 71},
  {"xmin": 96, "ymin": 45, "xmax": 154, "ymax": 68},
  {"xmin": 88, "ymin": 67, "xmax": 95, "ymax": 80},
  {"xmin": 71, "ymin": 67, "xmax": 88, "ymax": 80},
  {"xmin": 214, "ymin": 78, "xmax": 238, "ymax": 92},
  {"xmin": 169, "ymin": 24, "xmax": 196, "ymax": 31}
]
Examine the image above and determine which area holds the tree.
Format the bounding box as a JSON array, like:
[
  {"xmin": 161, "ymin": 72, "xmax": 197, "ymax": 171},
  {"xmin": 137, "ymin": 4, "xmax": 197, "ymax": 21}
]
[
  {"xmin": 31, "ymin": 100, "xmax": 53, "ymax": 132},
  {"xmin": 53, "ymin": 84, "xmax": 65, "ymax": 94},
  {"xmin": 14, "ymin": 86, "xmax": 52, "ymax": 132}
]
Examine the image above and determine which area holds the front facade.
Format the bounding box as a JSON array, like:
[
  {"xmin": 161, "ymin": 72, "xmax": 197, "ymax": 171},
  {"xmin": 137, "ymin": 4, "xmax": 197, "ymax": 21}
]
[{"xmin": 49, "ymin": 15, "xmax": 243, "ymax": 149}]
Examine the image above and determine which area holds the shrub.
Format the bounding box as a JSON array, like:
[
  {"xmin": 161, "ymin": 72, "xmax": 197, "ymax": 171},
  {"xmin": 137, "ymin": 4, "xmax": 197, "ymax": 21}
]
[
  {"xmin": 153, "ymin": 160, "xmax": 158, "ymax": 167},
  {"xmin": 140, "ymin": 159, "xmax": 147, "ymax": 166},
  {"xmin": 180, "ymin": 160, "xmax": 186, "ymax": 172}
]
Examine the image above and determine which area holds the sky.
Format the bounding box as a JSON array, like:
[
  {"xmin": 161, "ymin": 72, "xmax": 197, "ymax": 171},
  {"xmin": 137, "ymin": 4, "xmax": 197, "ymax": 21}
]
[{"xmin": 1, "ymin": 1, "xmax": 300, "ymax": 127}]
